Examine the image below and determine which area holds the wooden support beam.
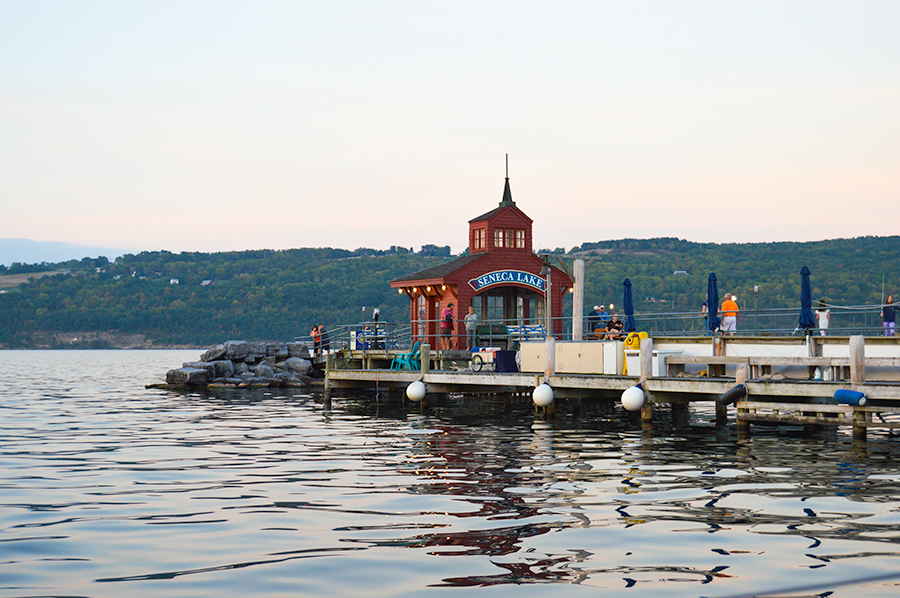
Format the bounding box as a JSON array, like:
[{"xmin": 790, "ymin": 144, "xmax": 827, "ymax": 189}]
[
  {"xmin": 640, "ymin": 336, "xmax": 653, "ymax": 422},
  {"xmin": 421, "ymin": 344, "xmax": 431, "ymax": 374},
  {"xmin": 544, "ymin": 337, "xmax": 556, "ymax": 382},
  {"xmin": 572, "ymin": 259, "xmax": 584, "ymax": 341},
  {"xmin": 850, "ymin": 335, "xmax": 865, "ymax": 390}
]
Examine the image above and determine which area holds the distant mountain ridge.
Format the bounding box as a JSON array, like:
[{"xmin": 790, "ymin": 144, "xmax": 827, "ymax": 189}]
[{"xmin": 0, "ymin": 239, "xmax": 124, "ymax": 267}]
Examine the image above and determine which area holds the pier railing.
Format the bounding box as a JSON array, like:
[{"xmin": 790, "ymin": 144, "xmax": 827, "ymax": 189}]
[
  {"xmin": 302, "ymin": 322, "xmax": 412, "ymax": 353},
  {"xmin": 613, "ymin": 303, "xmax": 889, "ymax": 338},
  {"xmin": 319, "ymin": 302, "xmax": 894, "ymax": 352}
]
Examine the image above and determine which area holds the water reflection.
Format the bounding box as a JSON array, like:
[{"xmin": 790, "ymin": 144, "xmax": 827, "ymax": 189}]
[{"xmin": 1, "ymin": 351, "xmax": 900, "ymax": 597}]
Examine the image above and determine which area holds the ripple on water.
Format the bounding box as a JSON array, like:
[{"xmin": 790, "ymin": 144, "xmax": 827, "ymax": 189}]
[{"xmin": 2, "ymin": 351, "xmax": 900, "ymax": 597}]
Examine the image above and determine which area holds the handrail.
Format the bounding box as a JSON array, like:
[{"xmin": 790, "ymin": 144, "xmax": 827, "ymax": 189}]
[{"xmin": 305, "ymin": 301, "xmax": 897, "ymax": 349}]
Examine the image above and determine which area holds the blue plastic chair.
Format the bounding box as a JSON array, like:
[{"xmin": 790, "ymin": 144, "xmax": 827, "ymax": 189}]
[{"xmin": 391, "ymin": 340, "xmax": 421, "ymax": 370}]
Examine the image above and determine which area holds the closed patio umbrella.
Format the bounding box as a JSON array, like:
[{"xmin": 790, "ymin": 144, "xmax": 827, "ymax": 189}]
[
  {"xmin": 799, "ymin": 266, "xmax": 816, "ymax": 332},
  {"xmin": 707, "ymin": 273, "xmax": 721, "ymax": 333},
  {"xmin": 623, "ymin": 278, "xmax": 636, "ymax": 333}
]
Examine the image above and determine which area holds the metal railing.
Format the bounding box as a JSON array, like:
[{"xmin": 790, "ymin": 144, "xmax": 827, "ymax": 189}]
[
  {"xmin": 312, "ymin": 302, "xmax": 896, "ymax": 352},
  {"xmin": 620, "ymin": 303, "xmax": 893, "ymax": 338},
  {"xmin": 301, "ymin": 322, "xmax": 412, "ymax": 352}
]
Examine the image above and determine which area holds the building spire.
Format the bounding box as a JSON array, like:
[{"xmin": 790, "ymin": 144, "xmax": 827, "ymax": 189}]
[{"xmin": 500, "ymin": 153, "xmax": 515, "ymax": 207}]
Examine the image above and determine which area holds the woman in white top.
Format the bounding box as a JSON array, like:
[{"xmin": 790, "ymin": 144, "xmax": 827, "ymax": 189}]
[{"xmin": 816, "ymin": 300, "xmax": 830, "ymax": 336}]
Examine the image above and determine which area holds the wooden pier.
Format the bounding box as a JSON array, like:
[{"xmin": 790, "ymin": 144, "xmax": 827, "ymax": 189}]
[{"xmin": 325, "ymin": 335, "xmax": 900, "ymax": 440}]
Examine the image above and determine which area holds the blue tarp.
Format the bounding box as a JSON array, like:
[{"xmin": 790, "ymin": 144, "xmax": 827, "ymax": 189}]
[
  {"xmin": 707, "ymin": 273, "xmax": 721, "ymax": 333},
  {"xmin": 623, "ymin": 278, "xmax": 636, "ymax": 333},
  {"xmin": 799, "ymin": 266, "xmax": 816, "ymax": 331}
]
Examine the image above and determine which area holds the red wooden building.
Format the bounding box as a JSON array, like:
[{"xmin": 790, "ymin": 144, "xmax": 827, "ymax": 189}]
[{"xmin": 390, "ymin": 176, "xmax": 573, "ymax": 349}]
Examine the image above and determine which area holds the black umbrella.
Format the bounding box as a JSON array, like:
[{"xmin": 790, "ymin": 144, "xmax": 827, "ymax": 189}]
[
  {"xmin": 707, "ymin": 273, "xmax": 721, "ymax": 333},
  {"xmin": 623, "ymin": 278, "xmax": 636, "ymax": 333},
  {"xmin": 799, "ymin": 266, "xmax": 816, "ymax": 331}
]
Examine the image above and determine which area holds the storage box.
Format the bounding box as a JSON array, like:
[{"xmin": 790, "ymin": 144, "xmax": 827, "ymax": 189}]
[{"xmin": 518, "ymin": 340, "xmax": 624, "ymax": 375}]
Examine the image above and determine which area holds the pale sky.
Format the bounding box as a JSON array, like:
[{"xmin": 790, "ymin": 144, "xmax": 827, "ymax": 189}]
[{"xmin": 2, "ymin": 1, "xmax": 898, "ymax": 257}]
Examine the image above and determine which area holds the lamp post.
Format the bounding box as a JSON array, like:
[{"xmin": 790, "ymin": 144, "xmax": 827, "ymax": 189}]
[
  {"xmin": 754, "ymin": 285, "xmax": 759, "ymax": 335},
  {"xmin": 540, "ymin": 256, "xmax": 556, "ymax": 379}
]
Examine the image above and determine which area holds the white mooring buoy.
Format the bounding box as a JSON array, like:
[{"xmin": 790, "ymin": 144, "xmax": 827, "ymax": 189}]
[
  {"xmin": 621, "ymin": 385, "xmax": 645, "ymax": 412},
  {"xmin": 532, "ymin": 383, "xmax": 554, "ymax": 407},
  {"xmin": 406, "ymin": 380, "xmax": 426, "ymax": 402}
]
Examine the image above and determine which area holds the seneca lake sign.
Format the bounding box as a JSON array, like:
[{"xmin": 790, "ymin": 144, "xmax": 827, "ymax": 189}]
[{"xmin": 468, "ymin": 270, "xmax": 547, "ymax": 292}]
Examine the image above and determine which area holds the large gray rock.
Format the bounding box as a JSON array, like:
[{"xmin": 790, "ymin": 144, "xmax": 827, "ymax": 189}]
[
  {"xmin": 171, "ymin": 367, "xmax": 208, "ymax": 386},
  {"xmin": 224, "ymin": 340, "xmax": 250, "ymax": 361},
  {"xmin": 253, "ymin": 364, "xmax": 275, "ymax": 379},
  {"xmin": 283, "ymin": 356, "xmax": 313, "ymax": 376},
  {"xmin": 201, "ymin": 344, "xmax": 227, "ymax": 362},
  {"xmin": 274, "ymin": 371, "xmax": 296, "ymax": 384},
  {"xmin": 212, "ymin": 360, "xmax": 234, "ymax": 378},
  {"xmin": 234, "ymin": 362, "xmax": 251, "ymax": 376},
  {"xmin": 183, "ymin": 361, "xmax": 216, "ymax": 379},
  {"xmin": 243, "ymin": 343, "xmax": 267, "ymax": 364},
  {"xmin": 287, "ymin": 342, "xmax": 310, "ymax": 359},
  {"xmin": 266, "ymin": 343, "xmax": 287, "ymax": 357},
  {"xmin": 286, "ymin": 374, "xmax": 313, "ymax": 387}
]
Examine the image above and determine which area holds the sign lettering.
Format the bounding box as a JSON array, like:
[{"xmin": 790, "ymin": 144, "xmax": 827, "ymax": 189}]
[{"xmin": 468, "ymin": 270, "xmax": 546, "ymax": 292}]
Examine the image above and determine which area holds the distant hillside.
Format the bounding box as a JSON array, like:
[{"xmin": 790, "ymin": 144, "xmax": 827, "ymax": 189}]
[
  {"xmin": 0, "ymin": 237, "xmax": 897, "ymax": 348},
  {"xmin": 0, "ymin": 238, "xmax": 123, "ymax": 267},
  {"xmin": 571, "ymin": 236, "xmax": 900, "ymax": 313},
  {"xmin": 0, "ymin": 246, "xmax": 450, "ymax": 348}
]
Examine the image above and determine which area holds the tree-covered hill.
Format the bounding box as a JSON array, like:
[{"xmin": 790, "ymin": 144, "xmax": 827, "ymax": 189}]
[
  {"xmin": 0, "ymin": 247, "xmax": 450, "ymax": 348},
  {"xmin": 574, "ymin": 236, "xmax": 900, "ymax": 315},
  {"xmin": 0, "ymin": 237, "xmax": 897, "ymax": 348}
]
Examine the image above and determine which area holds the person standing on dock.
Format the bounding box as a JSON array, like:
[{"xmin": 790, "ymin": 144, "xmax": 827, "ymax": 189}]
[
  {"xmin": 587, "ymin": 305, "xmax": 602, "ymax": 338},
  {"xmin": 816, "ymin": 300, "xmax": 830, "ymax": 336},
  {"xmin": 700, "ymin": 297, "xmax": 708, "ymax": 332},
  {"xmin": 311, "ymin": 325, "xmax": 321, "ymax": 356},
  {"xmin": 440, "ymin": 303, "xmax": 455, "ymax": 350},
  {"xmin": 882, "ymin": 295, "xmax": 895, "ymax": 337},
  {"xmin": 720, "ymin": 293, "xmax": 739, "ymax": 336},
  {"xmin": 464, "ymin": 306, "xmax": 478, "ymax": 350},
  {"xmin": 318, "ymin": 324, "xmax": 330, "ymax": 354}
]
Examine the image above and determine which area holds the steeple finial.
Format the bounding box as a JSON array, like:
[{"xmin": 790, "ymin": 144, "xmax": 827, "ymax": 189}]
[{"xmin": 500, "ymin": 153, "xmax": 515, "ymax": 207}]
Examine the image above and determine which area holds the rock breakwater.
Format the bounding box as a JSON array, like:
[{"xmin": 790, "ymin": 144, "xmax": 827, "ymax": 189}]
[{"xmin": 148, "ymin": 340, "xmax": 316, "ymax": 390}]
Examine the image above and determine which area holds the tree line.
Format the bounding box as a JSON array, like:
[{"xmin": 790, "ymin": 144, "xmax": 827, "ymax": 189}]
[{"xmin": 0, "ymin": 237, "xmax": 897, "ymax": 347}]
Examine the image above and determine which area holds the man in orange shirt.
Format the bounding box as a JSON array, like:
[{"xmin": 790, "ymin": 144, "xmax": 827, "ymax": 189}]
[{"xmin": 720, "ymin": 293, "xmax": 739, "ymax": 336}]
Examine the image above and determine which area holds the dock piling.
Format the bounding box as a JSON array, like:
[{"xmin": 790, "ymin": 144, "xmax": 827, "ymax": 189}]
[
  {"xmin": 421, "ymin": 344, "xmax": 431, "ymax": 374},
  {"xmin": 572, "ymin": 259, "xmax": 585, "ymax": 341},
  {"xmin": 850, "ymin": 335, "xmax": 867, "ymax": 441},
  {"xmin": 544, "ymin": 337, "xmax": 556, "ymax": 382},
  {"xmin": 640, "ymin": 337, "xmax": 653, "ymax": 422}
]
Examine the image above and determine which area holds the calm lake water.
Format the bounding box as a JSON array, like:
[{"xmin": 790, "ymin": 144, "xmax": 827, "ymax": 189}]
[{"xmin": 2, "ymin": 350, "xmax": 900, "ymax": 598}]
